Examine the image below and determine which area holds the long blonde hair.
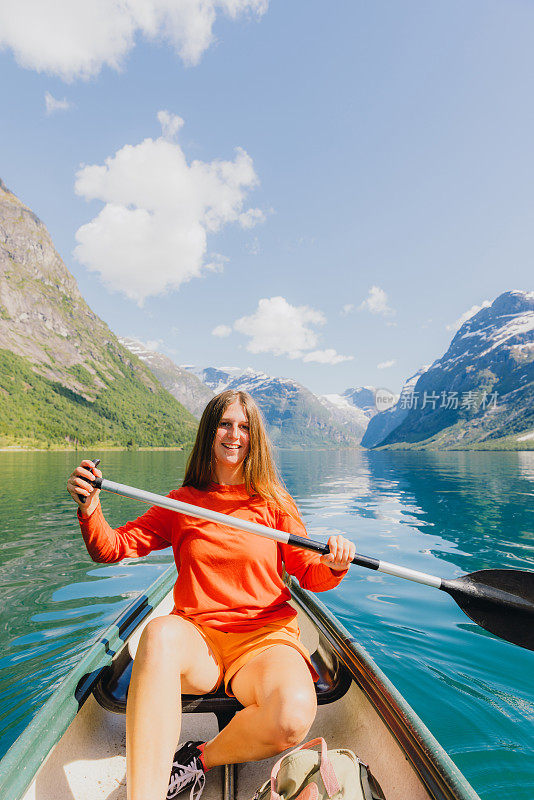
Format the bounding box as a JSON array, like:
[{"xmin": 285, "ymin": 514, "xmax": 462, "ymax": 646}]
[{"xmin": 183, "ymin": 390, "xmax": 298, "ymax": 519}]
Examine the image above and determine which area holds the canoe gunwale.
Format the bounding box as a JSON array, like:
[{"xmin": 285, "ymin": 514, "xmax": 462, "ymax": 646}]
[{"xmin": 289, "ymin": 580, "xmax": 481, "ymax": 800}]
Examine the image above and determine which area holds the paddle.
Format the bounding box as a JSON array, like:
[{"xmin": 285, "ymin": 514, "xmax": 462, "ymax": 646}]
[{"xmin": 85, "ymin": 472, "xmax": 534, "ymax": 652}]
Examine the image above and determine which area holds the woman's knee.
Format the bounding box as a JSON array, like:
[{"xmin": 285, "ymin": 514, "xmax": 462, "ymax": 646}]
[
  {"xmin": 136, "ymin": 616, "xmax": 189, "ymax": 667},
  {"xmin": 267, "ymin": 689, "xmax": 317, "ymax": 751}
]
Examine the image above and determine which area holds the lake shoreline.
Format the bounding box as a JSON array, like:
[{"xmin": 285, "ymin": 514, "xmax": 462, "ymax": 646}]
[
  {"xmin": 0, "ymin": 446, "xmax": 188, "ymax": 452},
  {"xmin": 1, "ymin": 443, "xmax": 532, "ymax": 453},
  {"xmin": 0, "ymin": 444, "xmax": 363, "ymax": 453}
]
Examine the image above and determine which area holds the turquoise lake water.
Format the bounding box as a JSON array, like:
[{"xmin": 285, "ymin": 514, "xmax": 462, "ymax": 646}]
[{"xmin": 0, "ymin": 449, "xmax": 533, "ymax": 797}]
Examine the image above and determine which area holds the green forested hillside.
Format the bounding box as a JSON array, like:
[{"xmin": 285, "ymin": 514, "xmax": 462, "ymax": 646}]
[
  {"xmin": 0, "ymin": 349, "xmax": 198, "ymax": 449},
  {"xmin": 0, "ymin": 180, "xmax": 200, "ymax": 450}
]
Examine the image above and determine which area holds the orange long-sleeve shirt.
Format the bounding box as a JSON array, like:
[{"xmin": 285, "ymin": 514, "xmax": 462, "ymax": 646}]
[{"xmin": 78, "ymin": 482, "xmax": 347, "ymax": 631}]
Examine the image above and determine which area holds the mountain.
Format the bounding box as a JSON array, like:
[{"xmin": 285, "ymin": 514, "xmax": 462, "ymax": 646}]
[
  {"xmin": 364, "ymin": 291, "xmax": 534, "ymax": 449},
  {"xmin": 119, "ymin": 338, "xmax": 214, "ymax": 418},
  {"xmin": 319, "ymin": 387, "xmax": 377, "ymax": 439},
  {"xmin": 361, "ymin": 368, "xmax": 429, "ymax": 448},
  {"xmin": 0, "ymin": 179, "xmax": 198, "ymax": 449},
  {"xmin": 342, "ymin": 386, "xmax": 377, "ymax": 412},
  {"xmin": 185, "ymin": 366, "xmax": 362, "ymax": 448},
  {"xmin": 187, "ymin": 366, "xmax": 247, "ymax": 393}
]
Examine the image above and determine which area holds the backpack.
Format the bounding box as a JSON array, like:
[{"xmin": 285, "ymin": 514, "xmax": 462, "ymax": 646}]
[{"xmin": 251, "ymin": 738, "xmax": 385, "ymax": 800}]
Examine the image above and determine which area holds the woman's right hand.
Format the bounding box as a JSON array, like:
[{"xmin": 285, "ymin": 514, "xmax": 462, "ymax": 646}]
[{"xmin": 67, "ymin": 460, "xmax": 102, "ymax": 518}]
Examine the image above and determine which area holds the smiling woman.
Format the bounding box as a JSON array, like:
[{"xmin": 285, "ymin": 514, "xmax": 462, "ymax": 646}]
[
  {"xmin": 211, "ymin": 402, "xmax": 250, "ymax": 483},
  {"xmin": 66, "ymin": 389, "xmax": 355, "ymax": 800},
  {"xmin": 182, "ymin": 391, "xmax": 303, "ymax": 518}
]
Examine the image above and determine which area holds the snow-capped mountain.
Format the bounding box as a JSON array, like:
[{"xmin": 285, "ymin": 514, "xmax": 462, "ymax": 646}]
[
  {"xmin": 185, "ymin": 366, "xmax": 246, "ymax": 394},
  {"xmin": 121, "ymin": 346, "xmax": 374, "ymax": 448},
  {"xmin": 319, "ymin": 387, "xmax": 377, "ymax": 438},
  {"xmin": 342, "ymin": 386, "xmax": 377, "ymax": 413},
  {"xmin": 185, "ymin": 366, "xmax": 363, "ymax": 447},
  {"xmin": 120, "ymin": 338, "xmax": 214, "ymax": 418},
  {"xmin": 364, "ymin": 290, "xmax": 534, "ymax": 449}
]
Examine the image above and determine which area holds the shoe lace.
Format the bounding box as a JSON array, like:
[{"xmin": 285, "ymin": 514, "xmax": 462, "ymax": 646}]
[{"xmin": 167, "ymin": 760, "xmax": 205, "ymax": 800}]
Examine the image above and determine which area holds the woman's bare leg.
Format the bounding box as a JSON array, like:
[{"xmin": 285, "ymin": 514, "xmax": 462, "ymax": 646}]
[
  {"xmin": 126, "ymin": 615, "xmax": 220, "ymax": 800},
  {"xmin": 203, "ymin": 645, "xmax": 317, "ymax": 767}
]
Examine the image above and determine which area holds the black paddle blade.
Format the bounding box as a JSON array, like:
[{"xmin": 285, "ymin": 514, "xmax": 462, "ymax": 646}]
[{"xmin": 441, "ymin": 569, "xmax": 534, "ymax": 651}]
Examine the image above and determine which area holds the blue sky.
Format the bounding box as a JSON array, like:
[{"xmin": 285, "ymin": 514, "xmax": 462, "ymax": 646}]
[{"xmin": 1, "ymin": 1, "xmax": 533, "ymax": 396}]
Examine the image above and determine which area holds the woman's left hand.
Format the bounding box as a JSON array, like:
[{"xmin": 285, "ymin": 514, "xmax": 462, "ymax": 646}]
[{"xmin": 320, "ymin": 535, "xmax": 356, "ymax": 571}]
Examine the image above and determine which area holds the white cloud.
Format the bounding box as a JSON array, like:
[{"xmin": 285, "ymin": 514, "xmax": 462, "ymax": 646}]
[
  {"xmin": 340, "ymin": 303, "xmax": 354, "ymax": 316},
  {"xmin": 232, "ymin": 296, "xmax": 352, "ymax": 364},
  {"xmin": 212, "ymin": 325, "xmax": 232, "ymax": 337},
  {"xmin": 303, "ymin": 349, "xmax": 353, "ymax": 364},
  {"xmin": 359, "ymin": 285, "xmax": 395, "ymax": 316},
  {"xmin": 234, "ymin": 297, "xmax": 323, "ymax": 357},
  {"xmin": 446, "ymin": 301, "xmax": 491, "ymax": 332},
  {"xmin": 0, "ymin": 0, "xmax": 268, "ymax": 81},
  {"xmin": 74, "ymin": 112, "xmax": 264, "ymax": 304},
  {"xmin": 377, "ymin": 359, "xmax": 396, "ymax": 369},
  {"xmin": 239, "ymin": 208, "xmax": 266, "ymax": 228},
  {"xmin": 157, "ymin": 109, "xmax": 184, "ymax": 139},
  {"xmin": 205, "ymin": 253, "xmax": 230, "ymax": 272},
  {"xmin": 45, "ymin": 91, "xmax": 70, "ymax": 114}
]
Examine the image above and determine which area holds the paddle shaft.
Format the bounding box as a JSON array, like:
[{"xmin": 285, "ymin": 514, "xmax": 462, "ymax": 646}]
[
  {"xmin": 86, "ymin": 475, "xmax": 534, "ymax": 650},
  {"xmin": 93, "ymin": 477, "xmax": 444, "ymax": 589}
]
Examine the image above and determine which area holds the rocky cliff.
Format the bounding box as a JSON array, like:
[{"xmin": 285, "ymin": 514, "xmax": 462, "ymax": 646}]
[{"xmin": 0, "ymin": 179, "xmax": 197, "ymax": 448}]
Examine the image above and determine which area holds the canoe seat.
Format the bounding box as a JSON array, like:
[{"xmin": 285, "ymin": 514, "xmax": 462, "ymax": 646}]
[
  {"xmin": 93, "ymin": 639, "xmax": 351, "ymax": 730},
  {"xmin": 180, "ymin": 640, "xmax": 352, "ymax": 731}
]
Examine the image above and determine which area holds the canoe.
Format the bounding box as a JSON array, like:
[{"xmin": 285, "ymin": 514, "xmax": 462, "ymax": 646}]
[{"xmin": 0, "ymin": 566, "xmax": 481, "ymax": 800}]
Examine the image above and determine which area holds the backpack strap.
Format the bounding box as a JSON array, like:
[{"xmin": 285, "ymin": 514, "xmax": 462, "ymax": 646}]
[
  {"xmin": 269, "ymin": 738, "xmax": 341, "ymax": 800},
  {"xmin": 359, "ymin": 763, "xmax": 374, "ymax": 800},
  {"xmin": 359, "ymin": 762, "xmax": 386, "ymax": 800}
]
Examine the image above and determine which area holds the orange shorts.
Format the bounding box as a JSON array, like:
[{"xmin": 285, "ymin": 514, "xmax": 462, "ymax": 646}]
[{"xmin": 182, "ymin": 616, "xmax": 318, "ymax": 696}]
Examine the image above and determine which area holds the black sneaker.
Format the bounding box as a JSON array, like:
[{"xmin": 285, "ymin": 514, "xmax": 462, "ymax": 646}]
[{"xmin": 167, "ymin": 740, "xmax": 206, "ymax": 800}]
